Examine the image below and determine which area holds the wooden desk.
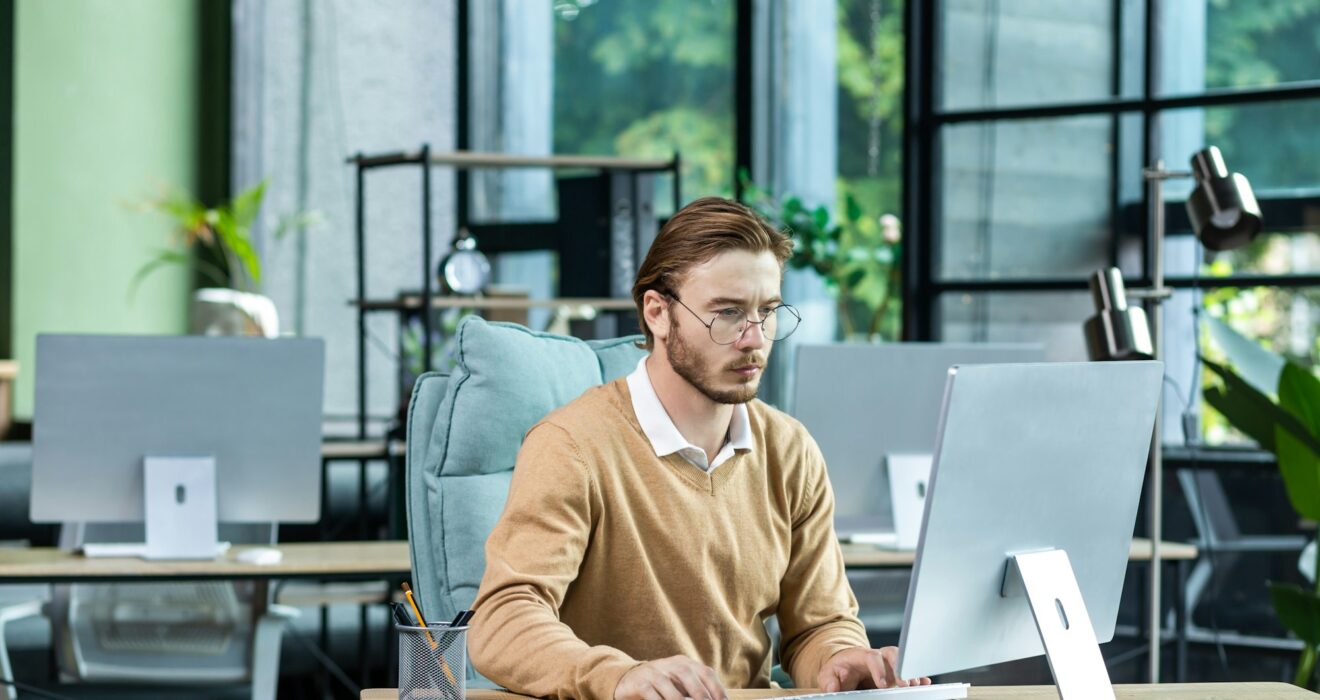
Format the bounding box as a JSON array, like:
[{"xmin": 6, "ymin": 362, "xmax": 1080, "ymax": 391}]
[
  {"xmin": 0, "ymin": 540, "xmax": 411, "ymax": 584},
  {"xmin": 839, "ymin": 538, "xmax": 1198, "ymax": 569},
  {"xmin": 0, "ymin": 538, "xmax": 1194, "ymax": 583},
  {"xmin": 362, "ymin": 682, "xmax": 1318, "ymax": 699}
]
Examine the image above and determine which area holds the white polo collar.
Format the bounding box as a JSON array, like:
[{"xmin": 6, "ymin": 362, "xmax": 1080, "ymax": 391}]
[{"xmin": 625, "ymin": 356, "xmax": 753, "ymax": 472}]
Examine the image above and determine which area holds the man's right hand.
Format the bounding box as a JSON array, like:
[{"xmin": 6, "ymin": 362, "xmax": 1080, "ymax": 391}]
[{"xmin": 614, "ymin": 655, "xmax": 727, "ymax": 700}]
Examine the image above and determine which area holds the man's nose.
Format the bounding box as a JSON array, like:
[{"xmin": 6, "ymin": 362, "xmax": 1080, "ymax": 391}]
[{"xmin": 735, "ymin": 319, "xmax": 767, "ymax": 350}]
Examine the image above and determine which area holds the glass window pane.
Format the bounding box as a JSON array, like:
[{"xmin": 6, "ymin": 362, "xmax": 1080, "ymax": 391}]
[
  {"xmin": 938, "ymin": 115, "xmax": 1113, "ymax": 280},
  {"xmin": 937, "ymin": 291, "xmax": 1092, "ymax": 361},
  {"xmin": 554, "ymin": 0, "xmax": 734, "ymax": 206},
  {"xmin": 939, "ymin": 0, "xmax": 1115, "ymax": 111},
  {"xmin": 838, "ymin": 0, "xmax": 904, "ymax": 217},
  {"xmin": 1157, "ymin": 100, "xmax": 1320, "ymax": 196},
  {"xmin": 1157, "ymin": 0, "xmax": 1320, "ymax": 96}
]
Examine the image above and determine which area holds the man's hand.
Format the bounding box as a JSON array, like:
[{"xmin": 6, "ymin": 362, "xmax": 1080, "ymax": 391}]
[
  {"xmin": 817, "ymin": 647, "xmax": 932, "ymax": 692},
  {"xmin": 614, "ymin": 655, "xmax": 727, "ymax": 700}
]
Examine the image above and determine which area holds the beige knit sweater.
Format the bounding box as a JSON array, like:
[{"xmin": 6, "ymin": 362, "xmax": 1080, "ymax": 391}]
[{"xmin": 468, "ymin": 378, "xmax": 868, "ymax": 699}]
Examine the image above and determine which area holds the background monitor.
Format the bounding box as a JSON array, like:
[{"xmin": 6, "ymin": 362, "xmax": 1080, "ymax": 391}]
[
  {"xmin": 793, "ymin": 343, "xmax": 1045, "ymax": 532},
  {"xmin": 897, "ymin": 360, "xmax": 1162, "ymax": 687},
  {"xmin": 31, "ymin": 334, "xmax": 325, "ymax": 525}
]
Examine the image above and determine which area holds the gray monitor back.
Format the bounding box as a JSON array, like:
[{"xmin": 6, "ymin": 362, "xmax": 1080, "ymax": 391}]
[
  {"xmin": 793, "ymin": 343, "xmax": 1044, "ymax": 527},
  {"xmin": 32, "ymin": 335, "xmax": 325, "ymax": 523},
  {"xmin": 897, "ymin": 360, "xmax": 1162, "ymax": 678}
]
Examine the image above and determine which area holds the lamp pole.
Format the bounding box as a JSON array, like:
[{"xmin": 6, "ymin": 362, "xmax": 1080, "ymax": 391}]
[
  {"xmin": 1136, "ymin": 160, "xmax": 1188, "ymax": 682},
  {"xmin": 1090, "ymin": 147, "xmax": 1259, "ymax": 682}
]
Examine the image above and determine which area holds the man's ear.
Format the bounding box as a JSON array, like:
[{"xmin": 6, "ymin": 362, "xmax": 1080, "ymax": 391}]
[{"xmin": 642, "ymin": 289, "xmax": 670, "ymax": 344}]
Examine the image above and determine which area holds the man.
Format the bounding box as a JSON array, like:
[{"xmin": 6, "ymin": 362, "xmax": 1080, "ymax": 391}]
[{"xmin": 469, "ymin": 197, "xmax": 928, "ymax": 699}]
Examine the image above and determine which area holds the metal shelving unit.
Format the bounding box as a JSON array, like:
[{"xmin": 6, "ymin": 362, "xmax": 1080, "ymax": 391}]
[{"xmin": 344, "ymin": 146, "xmax": 680, "ymax": 443}]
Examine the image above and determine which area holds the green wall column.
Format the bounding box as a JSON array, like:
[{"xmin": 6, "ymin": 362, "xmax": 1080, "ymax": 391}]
[{"xmin": 11, "ymin": 0, "xmax": 199, "ymax": 419}]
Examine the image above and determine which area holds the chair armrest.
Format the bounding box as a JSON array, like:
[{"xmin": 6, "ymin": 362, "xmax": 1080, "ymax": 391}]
[
  {"xmin": 1195, "ymin": 536, "xmax": 1309, "ymax": 553},
  {"xmin": 0, "ymin": 600, "xmax": 44, "ymax": 700}
]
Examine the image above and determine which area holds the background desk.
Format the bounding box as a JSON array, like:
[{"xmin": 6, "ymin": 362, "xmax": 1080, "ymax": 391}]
[
  {"xmin": 0, "ymin": 541, "xmax": 411, "ymax": 584},
  {"xmin": 839, "ymin": 538, "xmax": 1198, "ymax": 568},
  {"xmin": 839, "ymin": 539, "xmax": 1198, "ymax": 683},
  {"xmin": 362, "ymin": 682, "xmax": 1318, "ymax": 699}
]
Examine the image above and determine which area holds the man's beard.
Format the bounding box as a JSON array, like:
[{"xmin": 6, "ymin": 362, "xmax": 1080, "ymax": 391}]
[{"xmin": 666, "ymin": 316, "xmax": 764, "ymax": 405}]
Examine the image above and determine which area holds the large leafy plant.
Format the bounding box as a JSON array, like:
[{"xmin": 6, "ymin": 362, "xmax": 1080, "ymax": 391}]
[
  {"xmin": 738, "ymin": 170, "xmax": 901, "ymax": 340},
  {"xmin": 1201, "ymin": 318, "xmax": 1320, "ymax": 687}
]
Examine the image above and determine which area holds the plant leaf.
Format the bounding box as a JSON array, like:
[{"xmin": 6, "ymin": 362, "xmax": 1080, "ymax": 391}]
[
  {"xmin": 228, "ymin": 180, "xmax": 268, "ymax": 229},
  {"xmin": 1202, "ymin": 357, "xmax": 1320, "ymax": 455},
  {"xmin": 212, "ymin": 211, "xmax": 262, "ymax": 286},
  {"xmin": 1277, "ymin": 362, "xmax": 1320, "ymax": 520},
  {"xmin": 1203, "ymin": 357, "xmax": 1284, "ymax": 450},
  {"xmin": 811, "ymin": 205, "xmax": 830, "ymax": 231},
  {"xmin": 1206, "ymin": 315, "xmax": 1286, "ymax": 397},
  {"xmin": 1269, "ymin": 581, "xmax": 1320, "ymax": 646},
  {"xmin": 128, "ymin": 249, "xmax": 191, "ymax": 301}
]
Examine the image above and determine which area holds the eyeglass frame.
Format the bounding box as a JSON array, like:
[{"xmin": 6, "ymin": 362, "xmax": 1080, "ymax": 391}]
[{"xmin": 658, "ymin": 289, "xmax": 801, "ymax": 345}]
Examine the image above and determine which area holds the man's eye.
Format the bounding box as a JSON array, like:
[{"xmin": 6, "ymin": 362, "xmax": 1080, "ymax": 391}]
[
  {"xmin": 718, "ymin": 308, "xmax": 742, "ymax": 318},
  {"xmin": 758, "ymin": 307, "xmax": 776, "ymax": 316}
]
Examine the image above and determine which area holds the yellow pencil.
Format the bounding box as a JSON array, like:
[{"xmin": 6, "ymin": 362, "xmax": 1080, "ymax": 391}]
[{"xmin": 402, "ymin": 582, "xmax": 458, "ymax": 686}]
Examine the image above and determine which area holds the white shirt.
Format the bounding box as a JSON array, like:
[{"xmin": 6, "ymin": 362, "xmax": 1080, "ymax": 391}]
[{"xmin": 625, "ymin": 356, "xmax": 754, "ymax": 472}]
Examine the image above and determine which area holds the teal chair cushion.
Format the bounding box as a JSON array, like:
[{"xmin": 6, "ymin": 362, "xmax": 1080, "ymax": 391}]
[{"xmin": 406, "ymin": 316, "xmax": 645, "ymax": 626}]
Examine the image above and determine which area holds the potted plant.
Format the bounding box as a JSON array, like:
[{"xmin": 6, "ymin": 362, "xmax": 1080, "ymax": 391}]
[
  {"xmin": 1200, "ymin": 317, "xmax": 1320, "ymax": 688},
  {"xmin": 132, "ymin": 180, "xmax": 321, "ymax": 337},
  {"xmin": 739, "ymin": 170, "xmax": 902, "ymax": 341}
]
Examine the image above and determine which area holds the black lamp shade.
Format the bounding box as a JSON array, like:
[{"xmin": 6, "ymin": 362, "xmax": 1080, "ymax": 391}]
[{"xmin": 1185, "ymin": 146, "xmax": 1262, "ymax": 251}]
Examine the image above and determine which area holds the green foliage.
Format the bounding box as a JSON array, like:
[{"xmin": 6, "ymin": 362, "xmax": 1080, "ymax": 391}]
[
  {"xmin": 553, "ymin": 0, "xmax": 734, "ymax": 200},
  {"xmin": 133, "ymin": 180, "xmax": 323, "ymax": 297},
  {"xmin": 1205, "ymin": 326, "xmax": 1320, "ymax": 686},
  {"xmin": 739, "ymin": 169, "xmax": 901, "ymax": 340},
  {"xmin": 1272, "ymin": 582, "xmax": 1320, "ymax": 647},
  {"xmin": 1278, "ymin": 363, "xmax": 1320, "ymax": 521}
]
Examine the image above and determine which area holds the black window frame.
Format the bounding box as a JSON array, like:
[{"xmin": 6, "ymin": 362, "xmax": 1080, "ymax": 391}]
[{"xmin": 901, "ymin": 0, "xmax": 1320, "ymax": 341}]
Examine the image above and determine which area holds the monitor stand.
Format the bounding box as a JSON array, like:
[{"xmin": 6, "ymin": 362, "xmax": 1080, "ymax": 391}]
[
  {"xmin": 1002, "ymin": 549, "xmax": 1116, "ymax": 700},
  {"xmin": 142, "ymin": 455, "xmax": 224, "ymax": 559}
]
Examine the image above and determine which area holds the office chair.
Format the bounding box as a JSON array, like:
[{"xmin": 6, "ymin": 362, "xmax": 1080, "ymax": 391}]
[
  {"xmin": 1, "ymin": 522, "xmax": 295, "ymax": 700},
  {"xmin": 1173, "ymin": 469, "xmax": 1308, "ymax": 648},
  {"xmin": 404, "ymin": 316, "xmax": 646, "ymax": 683}
]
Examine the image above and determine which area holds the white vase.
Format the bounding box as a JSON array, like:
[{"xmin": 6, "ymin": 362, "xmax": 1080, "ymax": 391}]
[{"xmin": 191, "ymin": 288, "xmax": 280, "ymax": 338}]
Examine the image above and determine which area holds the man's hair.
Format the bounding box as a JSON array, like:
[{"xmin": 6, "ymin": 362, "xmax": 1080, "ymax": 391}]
[{"xmin": 631, "ymin": 196, "xmax": 793, "ymax": 350}]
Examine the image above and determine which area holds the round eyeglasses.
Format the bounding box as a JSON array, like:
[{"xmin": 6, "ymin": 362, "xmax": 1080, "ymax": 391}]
[{"xmin": 664, "ymin": 292, "xmax": 801, "ymax": 345}]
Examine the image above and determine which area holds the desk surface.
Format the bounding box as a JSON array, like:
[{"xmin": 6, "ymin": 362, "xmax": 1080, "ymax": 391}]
[
  {"xmin": 0, "ymin": 538, "xmax": 1195, "ymax": 583},
  {"xmin": 0, "ymin": 541, "xmax": 411, "ymax": 583},
  {"xmin": 841, "ymin": 538, "xmax": 1198, "ymax": 568},
  {"xmin": 362, "ymin": 683, "xmax": 1315, "ymax": 700}
]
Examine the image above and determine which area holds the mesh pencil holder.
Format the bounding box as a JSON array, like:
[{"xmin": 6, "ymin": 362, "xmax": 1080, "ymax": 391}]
[{"xmin": 397, "ymin": 623, "xmax": 468, "ymax": 700}]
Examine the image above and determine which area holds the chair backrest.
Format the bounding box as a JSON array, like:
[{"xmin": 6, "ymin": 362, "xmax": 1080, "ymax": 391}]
[
  {"xmin": 51, "ymin": 522, "xmax": 276, "ymax": 684},
  {"xmin": 405, "ymin": 316, "xmax": 644, "ymax": 625}
]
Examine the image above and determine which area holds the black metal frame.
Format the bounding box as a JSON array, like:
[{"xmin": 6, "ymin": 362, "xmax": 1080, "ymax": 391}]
[{"xmin": 901, "ymin": 0, "xmax": 1320, "ymax": 345}]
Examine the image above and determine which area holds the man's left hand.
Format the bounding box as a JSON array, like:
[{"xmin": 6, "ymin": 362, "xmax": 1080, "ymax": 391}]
[{"xmin": 816, "ymin": 647, "xmax": 932, "ymax": 692}]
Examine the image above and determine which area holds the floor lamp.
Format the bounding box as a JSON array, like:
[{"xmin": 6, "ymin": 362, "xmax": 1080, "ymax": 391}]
[{"xmin": 1084, "ymin": 145, "xmax": 1262, "ymax": 681}]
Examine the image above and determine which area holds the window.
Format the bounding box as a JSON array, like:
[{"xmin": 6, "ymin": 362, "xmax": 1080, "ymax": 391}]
[{"xmin": 907, "ymin": 0, "xmax": 1320, "ymax": 448}]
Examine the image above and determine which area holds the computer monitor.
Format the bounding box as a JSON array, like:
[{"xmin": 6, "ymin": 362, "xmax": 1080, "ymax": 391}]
[
  {"xmin": 897, "ymin": 360, "xmax": 1162, "ymax": 699},
  {"xmin": 793, "ymin": 343, "xmax": 1045, "ymax": 539},
  {"xmin": 31, "ymin": 335, "xmax": 325, "ymax": 559}
]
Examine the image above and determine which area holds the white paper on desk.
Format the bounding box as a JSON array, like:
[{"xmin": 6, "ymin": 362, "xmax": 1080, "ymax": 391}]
[{"xmin": 886, "ymin": 453, "xmax": 933, "ymax": 551}]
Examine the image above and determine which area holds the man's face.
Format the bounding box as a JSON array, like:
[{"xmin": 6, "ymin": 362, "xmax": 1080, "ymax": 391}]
[{"xmin": 663, "ymin": 249, "xmax": 783, "ymax": 404}]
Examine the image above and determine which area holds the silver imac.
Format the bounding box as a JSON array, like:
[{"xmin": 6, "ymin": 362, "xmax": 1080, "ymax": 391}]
[
  {"xmin": 897, "ymin": 360, "xmax": 1163, "ymax": 700},
  {"xmin": 31, "ymin": 334, "xmax": 325, "ymax": 559},
  {"xmin": 793, "ymin": 343, "xmax": 1045, "ymax": 542}
]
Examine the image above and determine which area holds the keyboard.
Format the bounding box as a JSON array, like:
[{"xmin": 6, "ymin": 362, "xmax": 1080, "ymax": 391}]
[{"xmin": 791, "ymin": 682, "xmax": 969, "ymax": 700}]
